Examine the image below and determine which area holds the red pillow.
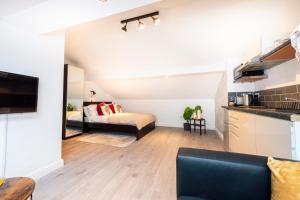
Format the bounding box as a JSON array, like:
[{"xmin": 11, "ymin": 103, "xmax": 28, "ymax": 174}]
[
  {"xmin": 96, "ymin": 103, "xmax": 105, "ymax": 116},
  {"xmin": 108, "ymin": 103, "xmax": 115, "ymax": 113}
]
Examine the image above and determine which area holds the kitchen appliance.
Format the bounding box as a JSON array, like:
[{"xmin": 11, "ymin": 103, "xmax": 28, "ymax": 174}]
[
  {"xmin": 253, "ymin": 94, "xmax": 260, "ymax": 106},
  {"xmin": 243, "ymin": 94, "xmax": 253, "ymax": 106},
  {"xmin": 243, "ymin": 93, "xmax": 260, "ymax": 106},
  {"xmin": 236, "ymin": 96, "xmax": 244, "ymax": 106},
  {"xmin": 234, "ymin": 65, "xmax": 265, "ymax": 82}
]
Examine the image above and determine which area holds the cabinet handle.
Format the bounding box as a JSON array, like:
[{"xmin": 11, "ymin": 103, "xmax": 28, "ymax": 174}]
[
  {"xmin": 229, "ymin": 123, "xmax": 239, "ymax": 129},
  {"xmin": 230, "ymin": 130, "xmax": 239, "ymax": 138}
]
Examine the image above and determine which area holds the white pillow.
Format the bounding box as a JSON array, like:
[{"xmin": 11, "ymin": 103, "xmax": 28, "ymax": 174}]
[
  {"xmin": 83, "ymin": 106, "xmax": 91, "ymax": 117},
  {"xmin": 101, "ymin": 104, "xmax": 113, "ymax": 116},
  {"xmin": 114, "ymin": 104, "xmax": 123, "ymax": 113},
  {"xmin": 83, "ymin": 105, "xmax": 98, "ymax": 117},
  {"xmin": 88, "ymin": 105, "xmax": 98, "ymax": 116}
]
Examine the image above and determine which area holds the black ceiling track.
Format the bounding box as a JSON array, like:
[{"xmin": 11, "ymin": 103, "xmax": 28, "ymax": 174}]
[{"xmin": 121, "ymin": 11, "xmax": 159, "ymax": 24}]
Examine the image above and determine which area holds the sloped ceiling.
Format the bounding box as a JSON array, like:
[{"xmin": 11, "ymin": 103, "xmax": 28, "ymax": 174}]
[
  {"xmin": 65, "ymin": 0, "xmax": 300, "ymax": 81},
  {"xmin": 2, "ymin": 0, "xmax": 160, "ymax": 34},
  {"xmin": 97, "ymin": 72, "xmax": 224, "ymax": 99},
  {"xmin": 64, "ymin": 0, "xmax": 300, "ymax": 99},
  {"xmin": 0, "ymin": 0, "xmax": 47, "ymax": 18}
]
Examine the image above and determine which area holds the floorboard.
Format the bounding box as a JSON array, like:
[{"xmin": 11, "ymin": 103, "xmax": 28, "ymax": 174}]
[{"xmin": 34, "ymin": 127, "xmax": 224, "ymax": 200}]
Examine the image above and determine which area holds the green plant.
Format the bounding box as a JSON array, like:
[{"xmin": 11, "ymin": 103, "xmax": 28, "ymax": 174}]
[
  {"xmin": 67, "ymin": 103, "xmax": 74, "ymax": 111},
  {"xmin": 183, "ymin": 107, "xmax": 194, "ymax": 121},
  {"xmin": 194, "ymin": 105, "xmax": 203, "ymax": 113}
]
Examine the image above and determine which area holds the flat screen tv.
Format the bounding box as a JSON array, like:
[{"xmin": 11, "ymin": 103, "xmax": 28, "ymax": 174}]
[{"xmin": 0, "ymin": 71, "xmax": 39, "ymax": 114}]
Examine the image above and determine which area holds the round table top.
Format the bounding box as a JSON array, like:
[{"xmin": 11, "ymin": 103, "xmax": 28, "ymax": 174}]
[{"xmin": 0, "ymin": 177, "xmax": 35, "ymax": 200}]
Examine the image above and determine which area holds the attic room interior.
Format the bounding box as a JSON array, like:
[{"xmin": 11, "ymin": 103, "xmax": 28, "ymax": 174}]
[{"xmin": 1, "ymin": 0, "xmax": 300, "ymax": 199}]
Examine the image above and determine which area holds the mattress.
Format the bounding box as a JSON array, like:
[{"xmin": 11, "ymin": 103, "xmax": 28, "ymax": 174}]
[
  {"xmin": 67, "ymin": 111, "xmax": 82, "ymax": 121},
  {"xmin": 84, "ymin": 115, "xmax": 108, "ymax": 123},
  {"xmin": 85, "ymin": 112, "xmax": 155, "ymax": 130}
]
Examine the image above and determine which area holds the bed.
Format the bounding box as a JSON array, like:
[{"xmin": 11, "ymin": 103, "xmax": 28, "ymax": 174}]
[
  {"xmin": 66, "ymin": 111, "xmax": 83, "ymax": 130},
  {"xmin": 83, "ymin": 102, "xmax": 155, "ymax": 140}
]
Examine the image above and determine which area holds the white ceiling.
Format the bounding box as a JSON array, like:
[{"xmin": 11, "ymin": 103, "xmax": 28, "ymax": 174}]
[
  {"xmin": 0, "ymin": 0, "xmax": 47, "ymax": 18},
  {"xmin": 65, "ymin": 0, "xmax": 300, "ymax": 81},
  {"xmin": 64, "ymin": 0, "xmax": 300, "ymax": 99},
  {"xmin": 2, "ymin": 0, "xmax": 160, "ymax": 34},
  {"xmin": 97, "ymin": 72, "xmax": 224, "ymax": 99}
]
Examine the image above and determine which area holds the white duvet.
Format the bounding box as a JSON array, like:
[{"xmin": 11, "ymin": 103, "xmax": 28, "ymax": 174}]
[
  {"xmin": 67, "ymin": 111, "xmax": 82, "ymax": 121},
  {"xmin": 84, "ymin": 112, "xmax": 155, "ymax": 130}
]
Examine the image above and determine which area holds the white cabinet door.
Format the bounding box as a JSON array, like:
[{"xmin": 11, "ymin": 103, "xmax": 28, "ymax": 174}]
[
  {"xmin": 228, "ymin": 111, "xmax": 240, "ymax": 153},
  {"xmin": 237, "ymin": 112, "xmax": 256, "ymax": 155},
  {"xmin": 229, "ymin": 111, "xmax": 256, "ymax": 155},
  {"xmin": 255, "ymin": 115, "xmax": 292, "ymax": 159}
]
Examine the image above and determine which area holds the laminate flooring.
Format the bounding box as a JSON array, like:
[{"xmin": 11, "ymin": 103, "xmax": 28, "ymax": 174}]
[{"xmin": 34, "ymin": 127, "xmax": 224, "ymax": 200}]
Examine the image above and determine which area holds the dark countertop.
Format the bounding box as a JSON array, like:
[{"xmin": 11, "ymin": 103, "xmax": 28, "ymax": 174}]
[{"xmin": 222, "ymin": 106, "xmax": 300, "ymax": 121}]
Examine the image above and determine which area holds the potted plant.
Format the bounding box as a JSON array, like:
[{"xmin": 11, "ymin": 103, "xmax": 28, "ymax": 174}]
[
  {"xmin": 194, "ymin": 105, "xmax": 203, "ymax": 119},
  {"xmin": 67, "ymin": 103, "xmax": 74, "ymax": 111},
  {"xmin": 183, "ymin": 107, "xmax": 194, "ymax": 131}
]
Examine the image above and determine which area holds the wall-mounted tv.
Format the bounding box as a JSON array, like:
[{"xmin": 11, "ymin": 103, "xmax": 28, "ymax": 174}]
[{"xmin": 0, "ymin": 71, "xmax": 39, "ymax": 114}]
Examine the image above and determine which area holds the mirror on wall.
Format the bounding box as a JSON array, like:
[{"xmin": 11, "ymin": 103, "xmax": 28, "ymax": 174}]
[{"xmin": 62, "ymin": 64, "xmax": 84, "ymax": 139}]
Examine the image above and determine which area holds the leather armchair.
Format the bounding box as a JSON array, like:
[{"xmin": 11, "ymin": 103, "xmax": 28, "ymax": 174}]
[{"xmin": 176, "ymin": 148, "xmax": 271, "ymax": 200}]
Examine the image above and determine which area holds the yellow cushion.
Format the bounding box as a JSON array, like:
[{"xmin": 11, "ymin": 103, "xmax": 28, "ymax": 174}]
[
  {"xmin": 267, "ymin": 157, "xmax": 300, "ymax": 200},
  {"xmin": 0, "ymin": 178, "xmax": 4, "ymax": 187}
]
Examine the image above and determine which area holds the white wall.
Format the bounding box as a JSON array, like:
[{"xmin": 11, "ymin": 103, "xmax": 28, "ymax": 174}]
[
  {"xmin": 117, "ymin": 99, "xmax": 215, "ymax": 129},
  {"xmin": 0, "ymin": 21, "xmax": 64, "ymax": 179},
  {"xmin": 96, "ymin": 72, "xmax": 223, "ymax": 99},
  {"xmin": 84, "ymin": 81, "xmax": 115, "ymax": 102},
  {"xmin": 255, "ymin": 59, "xmax": 300, "ymax": 90},
  {"xmin": 215, "ymin": 72, "xmax": 228, "ymax": 138}
]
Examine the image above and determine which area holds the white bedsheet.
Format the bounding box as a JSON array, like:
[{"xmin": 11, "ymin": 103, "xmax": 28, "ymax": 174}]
[
  {"xmin": 67, "ymin": 111, "xmax": 82, "ymax": 121},
  {"xmin": 84, "ymin": 112, "xmax": 155, "ymax": 130},
  {"xmin": 84, "ymin": 115, "xmax": 108, "ymax": 123}
]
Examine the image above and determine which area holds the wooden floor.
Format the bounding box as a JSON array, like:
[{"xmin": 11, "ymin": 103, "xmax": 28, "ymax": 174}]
[{"xmin": 34, "ymin": 127, "xmax": 224, "ymax": 200}]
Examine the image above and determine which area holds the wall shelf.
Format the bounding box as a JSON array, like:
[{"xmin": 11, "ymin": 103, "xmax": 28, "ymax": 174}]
[{"xmin": 241, "ymin": 40, "xmax": 296, "ymax": 72}]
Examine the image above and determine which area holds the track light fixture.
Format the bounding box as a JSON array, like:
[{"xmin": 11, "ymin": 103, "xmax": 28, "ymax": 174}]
[
  {"xmin": 152, "ymin": 16, "xmax": 160, "ymax": 26},
  {"xmin": 120, "ymin": 11, "xmax": 159, "ymax": 32},
  {"xmin": 121, "ymin": 22, "xmax": 127, "ymax": 32},
  {"xmin": 138, "ymin": 20, "xmax": 145, "ymax": 30}
]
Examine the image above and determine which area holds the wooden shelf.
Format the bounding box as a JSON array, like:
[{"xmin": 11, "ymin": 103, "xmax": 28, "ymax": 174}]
[
  {"xmin": 261, "ymin": 40, "xmax": 295, "ymax": 61},
  {"xmin": 241, "ymin": 40, "xmax": 296, "ymax": 72},
  {"xmin": 234, "ymin": 75, "xmax": 268, "ymax": 83}
]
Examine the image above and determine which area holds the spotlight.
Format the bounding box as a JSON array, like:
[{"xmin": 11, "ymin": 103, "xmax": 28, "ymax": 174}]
[
  {"xmin": 138, "ymin": 20, "xmax": 145, "ymax": 30},
  {"xmin": 152, "ymin": 16, "xmax": 160, "ymax": 26},
  {"xmin": 120, "ymin": 11, "xmax": 159, "ymax": 32},
  {"xmin": 121, "ymin": 23, "xmax": 127, "ymax": 32}
]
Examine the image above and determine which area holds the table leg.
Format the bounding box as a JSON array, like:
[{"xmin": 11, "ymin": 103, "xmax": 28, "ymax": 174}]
[
  {"xmin": 200, "ymin": 120, "xmax": 202, "ymax": 135},
  {"xmin": 194, "ymin": 119, "xmax": 196, "ymax": 132}
]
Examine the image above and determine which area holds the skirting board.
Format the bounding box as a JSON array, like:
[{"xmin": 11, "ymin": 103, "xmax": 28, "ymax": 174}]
[
  {"xmin": 27, "ymin": 159, "xmax": 64, "ymax": 181},
  {"xmin": 216, "ymin": 128, "xmax": 224, "ymax": 141},
  {"xmin": 157, "ymin": 122, "xmax": 215, "ymax": 130}
]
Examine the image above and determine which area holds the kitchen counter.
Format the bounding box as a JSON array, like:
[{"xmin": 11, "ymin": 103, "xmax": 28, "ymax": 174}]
[{"xmin": 222, "ymin": 106, "xmax": 300, "ymax": 121}]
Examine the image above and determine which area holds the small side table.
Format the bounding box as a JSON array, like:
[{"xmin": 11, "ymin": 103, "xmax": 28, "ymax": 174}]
[
  {"xmin": 189, "ymin": 118, "xmax": 207, "ymax": 135},
  {"xmin": 0, "ymin": 177, "xmax": 35, "ymax": 200}
]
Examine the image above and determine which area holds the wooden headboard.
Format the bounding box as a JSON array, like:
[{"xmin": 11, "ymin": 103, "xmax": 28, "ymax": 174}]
[{"xmin": 83, "ymin": 101, "xmax": 112, "ymax": 107}]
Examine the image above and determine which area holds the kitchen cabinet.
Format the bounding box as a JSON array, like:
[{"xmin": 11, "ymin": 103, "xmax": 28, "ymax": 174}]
[
  {"xmin": 229, "ymin": 111, "xmax": 256, "ymax": 155},
  {"xmin": 255, "ymin": 115, "xmax": 292, "ymax": 159},
  {"xmin": 223, "ymin": 109, "xmax": 229, "ymax": 151},
  {"xmin": 228, "ymin": 110, "xmax": 292, "ymax": 159}
]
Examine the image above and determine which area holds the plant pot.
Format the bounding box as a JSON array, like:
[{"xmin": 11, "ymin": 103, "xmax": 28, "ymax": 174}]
[
  {"xmin": 197, "ymin": 110, "xmax": 202, "ymax": 119},
  {"xmin": 183, "ymin": 122, "xmax": 190, "ymax": 131}
]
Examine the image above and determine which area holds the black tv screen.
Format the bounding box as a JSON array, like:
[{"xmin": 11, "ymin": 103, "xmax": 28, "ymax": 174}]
[{"xmin": 0, "ymin": 71, "xmax": 39, "ymax": 114}]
